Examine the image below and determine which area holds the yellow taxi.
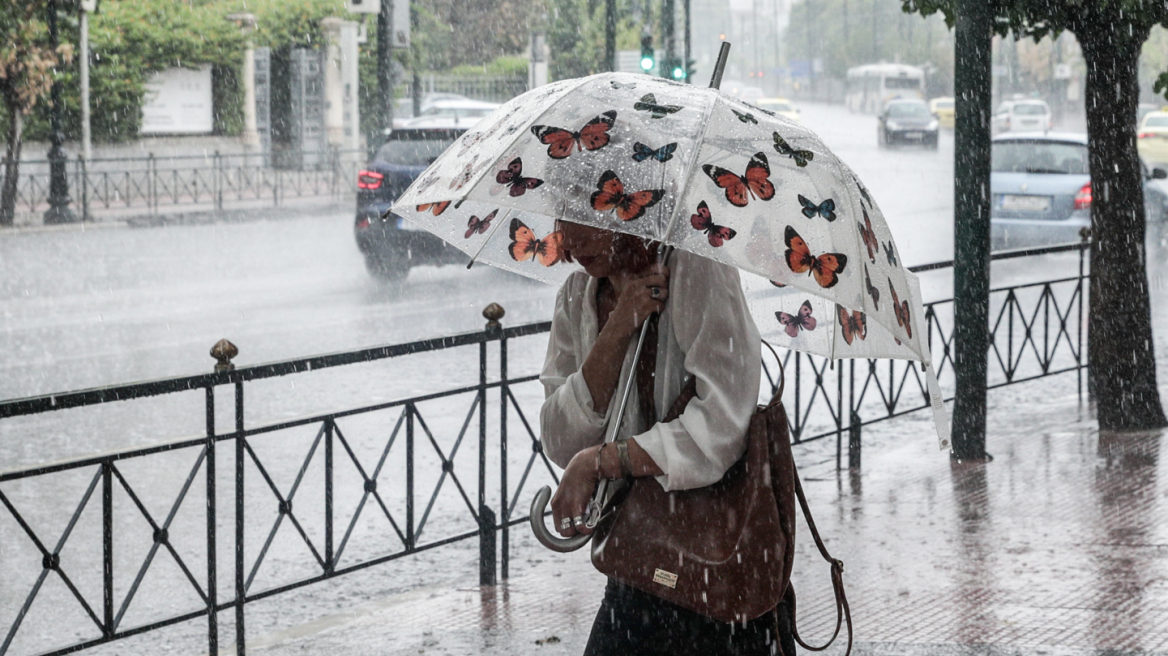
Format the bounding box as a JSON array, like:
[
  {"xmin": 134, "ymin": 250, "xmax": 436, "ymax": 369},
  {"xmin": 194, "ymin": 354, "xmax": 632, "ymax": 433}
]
[
  {"xmin": 1137, "ymin": 110, "xmax": 1168, "ymax": 166},
  {"xmin": 755, "ymin": 98, "xmax": 801, "ymax": 122},
  {"xmin": 929, "ymin": 97, "xmax": 955, "ymax": 128}
]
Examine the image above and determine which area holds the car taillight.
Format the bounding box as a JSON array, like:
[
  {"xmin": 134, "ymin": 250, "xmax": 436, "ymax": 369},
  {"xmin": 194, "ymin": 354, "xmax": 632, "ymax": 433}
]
[
  {"xmin": 355, "ymin": 216, "xmax": 370, "ymax": 229},
  {"xmin": 1139, "ymin": 132, "xmax": 1153, "ymax": 139},
  {"xmin": 1073, "ymin": 182, "xmax": 1092, "ymax": 210},
  {"xmin": 357, "ymin": 170, "xmax": 383, "ymax": 189}
]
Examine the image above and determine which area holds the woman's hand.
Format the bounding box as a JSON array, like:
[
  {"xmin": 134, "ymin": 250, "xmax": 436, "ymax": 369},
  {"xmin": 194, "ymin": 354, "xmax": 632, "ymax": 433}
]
[
  {"xmin": 550, "ymin": 445, "xmax": 601, "ymax": 537},
  {"xmin": 606, "ymin": 264, "xmax": 670, "ymax": 338}
]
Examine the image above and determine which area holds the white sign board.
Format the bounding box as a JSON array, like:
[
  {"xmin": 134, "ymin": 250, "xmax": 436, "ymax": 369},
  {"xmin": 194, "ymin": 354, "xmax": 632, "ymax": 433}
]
[{"xmin": 140, "ymin": 66, "xmax": 213, "ymax": 134}]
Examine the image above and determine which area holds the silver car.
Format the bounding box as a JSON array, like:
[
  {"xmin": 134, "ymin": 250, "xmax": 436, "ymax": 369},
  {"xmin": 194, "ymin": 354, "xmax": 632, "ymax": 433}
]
[{"xmin": 991, "ymin": 133, "xmax": 1168, "ymax": 249}]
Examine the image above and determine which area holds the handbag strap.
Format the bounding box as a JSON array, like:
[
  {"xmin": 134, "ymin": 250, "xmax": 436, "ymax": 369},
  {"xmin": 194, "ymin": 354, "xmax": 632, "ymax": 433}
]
[{"xmin": 786, "ymin": 471, "xmax": 853, "ymax": 656}]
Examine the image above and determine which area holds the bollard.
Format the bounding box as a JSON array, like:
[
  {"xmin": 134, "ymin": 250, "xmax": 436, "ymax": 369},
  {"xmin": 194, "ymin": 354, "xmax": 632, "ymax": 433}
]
[
  {"xmin": 479, "ymin": 504, "xmax": 497, "ymax": 586},
  {"xmin": 211, "ymin": 339, "xmax": 239, "ymax": 372}
]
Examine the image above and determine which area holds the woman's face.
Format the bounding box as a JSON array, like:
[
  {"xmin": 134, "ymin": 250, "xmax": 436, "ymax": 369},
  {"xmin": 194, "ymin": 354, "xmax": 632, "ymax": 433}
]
[{"xmin": 558, "ymin": 222, "xmax": 621, "ymax": 278}]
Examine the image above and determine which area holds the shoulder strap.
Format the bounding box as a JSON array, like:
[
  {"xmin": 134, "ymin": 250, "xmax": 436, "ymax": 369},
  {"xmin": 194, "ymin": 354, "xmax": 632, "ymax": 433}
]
[{"xmin": 786, "ymin": 471, "xmax": 853, "ymax": 656}]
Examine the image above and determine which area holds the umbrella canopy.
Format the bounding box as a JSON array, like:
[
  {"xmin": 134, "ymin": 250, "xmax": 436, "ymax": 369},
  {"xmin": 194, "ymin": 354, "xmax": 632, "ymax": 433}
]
[{"xmin": 391, "ymin": 71, "xmax": 949, "ymax": 449}]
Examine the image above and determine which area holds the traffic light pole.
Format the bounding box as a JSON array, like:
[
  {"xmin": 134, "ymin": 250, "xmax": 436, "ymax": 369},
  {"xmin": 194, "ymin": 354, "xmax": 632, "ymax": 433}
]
[
  {"xmin": 377, "ymin": 0, "xmax": 396, "ymax": 142},
  {"xmin": 605, "ymin": 0, "xmax": 616, "ymax": 72},
  {"xmin": 43, "ymin": 0, "xmax": 75, "ymax": 225},
  {"xmin": 661, "ymin": 0, "xmax": 675, "ymax": 79}
]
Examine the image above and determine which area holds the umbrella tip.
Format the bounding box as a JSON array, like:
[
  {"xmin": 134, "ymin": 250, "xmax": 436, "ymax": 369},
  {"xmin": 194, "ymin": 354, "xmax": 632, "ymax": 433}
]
[
  {"xmin": 466, "ymin": 258, "xmax": 475, "ymax": 270},
  {"xmin": 709, "ymin": 42, "xmax": 731, "ymax": 90}
]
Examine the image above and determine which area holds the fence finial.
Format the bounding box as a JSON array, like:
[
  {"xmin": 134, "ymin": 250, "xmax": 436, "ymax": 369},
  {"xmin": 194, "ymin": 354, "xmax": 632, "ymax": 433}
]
[
  {"xmin": 483, "ymin": 303, "xmax": 505, "ymax": 329},
  {"xmin": 211, "ymin": 339, "xmax": 239, "ymax": 372}
]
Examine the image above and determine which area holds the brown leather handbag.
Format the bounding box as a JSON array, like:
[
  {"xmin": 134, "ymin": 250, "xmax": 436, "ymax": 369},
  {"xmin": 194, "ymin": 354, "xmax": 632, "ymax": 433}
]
[{"xmin": 590, "ymin": 337, "xmax": 852, "ymax": 654}]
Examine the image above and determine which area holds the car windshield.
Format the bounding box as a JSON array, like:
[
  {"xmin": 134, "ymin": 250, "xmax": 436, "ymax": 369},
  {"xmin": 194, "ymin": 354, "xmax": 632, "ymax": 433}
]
[
  {"xmin": 993, "ymin": 141, "xmax": 1088, "ymax": 174},
  {"xmin": 888, "ymin": 103, "xmax": 930, "ymax": 119},
  {"xmin": 762, "ymin": 101, "xmax": 793, "ymax": 112},
  {"xmin": 1145, "ymin": 116, "xmax": 1168, "ymax": 128},
  {"xmin": 419, "ymin": 107, "xmax": 495, "ymax": 118},
  {"xmin": 375, "ymin": 132, "xmax": 460, "ymax": 166},
  {"xmin": 1013, "ymin": 103, "xmax": 1048, "ymax": 116}
]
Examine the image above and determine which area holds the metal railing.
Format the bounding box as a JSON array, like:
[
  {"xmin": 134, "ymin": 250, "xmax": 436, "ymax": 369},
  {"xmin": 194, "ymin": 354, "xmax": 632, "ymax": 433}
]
[
  {"xmin": 5, "ymin": 150, "xmax": 364, "ymax": 222},
  {"xmin": 0, "ymin": 241, "xmax": 1089, "ymax": 656}
]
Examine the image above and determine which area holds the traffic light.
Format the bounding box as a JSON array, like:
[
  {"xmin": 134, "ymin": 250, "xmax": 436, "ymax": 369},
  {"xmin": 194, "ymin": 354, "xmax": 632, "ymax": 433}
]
[
  {"xmin": 671, "ymin": 60, "xmax": 685, "ymax": 80},
  {"xmin": 685, "ymin": 59, "xmax": 697, "ymax": 81},
  {"xmin": 640, "ymin": 35, "xmax": 655, "ymax": 72}
]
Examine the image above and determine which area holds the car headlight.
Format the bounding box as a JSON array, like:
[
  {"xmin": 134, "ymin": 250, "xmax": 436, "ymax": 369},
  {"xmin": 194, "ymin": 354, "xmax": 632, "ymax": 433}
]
[
  {"xmin": 886, "ymin": 121, "xmax": 900, "ymax": 130},
  {"xmin": 927, "ymin": 120, "xmax": 938, "ymax": 130}
]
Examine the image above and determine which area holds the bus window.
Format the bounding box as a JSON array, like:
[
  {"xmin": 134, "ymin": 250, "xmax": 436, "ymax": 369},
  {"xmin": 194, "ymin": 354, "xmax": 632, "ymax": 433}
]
[{"xmin": 885, "ymin": 77, "xmax": 920, "ymax": 90}]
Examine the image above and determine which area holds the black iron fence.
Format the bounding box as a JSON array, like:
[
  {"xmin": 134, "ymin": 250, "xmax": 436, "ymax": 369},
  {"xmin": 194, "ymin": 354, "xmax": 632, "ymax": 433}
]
[
  {"xmin": 0, "ymin": 241, "xmax": 1088, "ymax": 656},
  {"xmin": 5, "ymin": 150, "xmax": 364, "ymax": 222}
]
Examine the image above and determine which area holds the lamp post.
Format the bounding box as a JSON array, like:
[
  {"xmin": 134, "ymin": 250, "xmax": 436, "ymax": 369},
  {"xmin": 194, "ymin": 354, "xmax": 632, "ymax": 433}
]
[{"xmin": 43, "ymin": 0, "xmax": 76, "ymax": 225}]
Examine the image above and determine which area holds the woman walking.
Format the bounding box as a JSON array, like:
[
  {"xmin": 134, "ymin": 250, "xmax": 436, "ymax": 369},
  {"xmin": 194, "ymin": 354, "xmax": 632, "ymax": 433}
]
[{"xmin": 539, "ymin": 221, "xmax": 797, "ymax": 656}]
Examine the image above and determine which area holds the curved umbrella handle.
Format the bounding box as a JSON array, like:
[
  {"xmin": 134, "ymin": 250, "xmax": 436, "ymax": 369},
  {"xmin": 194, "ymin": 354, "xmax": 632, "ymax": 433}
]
[{"xmin": 529, "ymin": 485, "xmax": 592, "ymax": 553}]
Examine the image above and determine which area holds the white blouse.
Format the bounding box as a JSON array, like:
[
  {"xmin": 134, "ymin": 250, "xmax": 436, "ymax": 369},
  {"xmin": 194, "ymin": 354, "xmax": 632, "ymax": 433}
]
[{"xmin": 539, "ymin": 249, "xmax": 761, "ymax": 492}]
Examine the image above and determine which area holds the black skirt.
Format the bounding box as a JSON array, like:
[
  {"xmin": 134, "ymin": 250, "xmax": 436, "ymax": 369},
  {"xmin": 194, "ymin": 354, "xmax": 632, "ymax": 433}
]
[{"xmin": 582, "ymin": 578, "xmax": 797, "ymax": 656}]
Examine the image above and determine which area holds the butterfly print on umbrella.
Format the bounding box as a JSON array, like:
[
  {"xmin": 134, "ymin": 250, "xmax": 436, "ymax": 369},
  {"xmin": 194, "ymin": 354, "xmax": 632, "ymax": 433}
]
[
  {"xmin": 450, "ymin": 156, "xmax": 484, "ymax": 190},
  {"xmin": 703, "ymin": 152, "xmax": 776, "ymax": 207},
  {"xmin": 776, "ymin": 300, "xmax": 817, "ymax": 338},
  {"xmin": 496, "ymin": 158, "xmax": 544, "ymax": 197},
  {"xmin": 610, "ymin": 81, "xmax": 637, "ymax": 90},
  {"xmin": 798, "ymin": 195, "xmax": 837, "ymax": 221},
  {"xmin": 888, "ymin": 279, "xmax": 912, "ymax": 339},
  {"xmin": 464, "ymin": 209, "xmax": 498, "ymax": 239},
  {"xmin": 731, "ymin": 108, "xmax": 758, "ymax": 124},
  {"xmin": 634, "ymin": 94, "xmax": 682, "ymax": 119},
  {"xmin": 690, "ymin": 201, "xmax": 737, "ymax": 247},
  {"xmin": 784, "ymin": 225, "xmax": 847, "ymax": 288},
  {"xmin": 632, "ymin": 142, "xmax": 678, "ymax": 163},
  {"xmin": 530, "ymin": 111, "xmax": 616, "ymax": 159},
  {"xmin": 858, "ymin": 208, "xmax": 879, "ymax": 262},
  {"xmin": 836, "ymin": 305, "xmax": 867, "ymax": 345},
  {"xmin": 864, "ymin": 264, "xmax": 881, "ymax": 311},
  {"xmin": 508, "ymin": 218, "xmax": 562, "ymax": 266},
  {"xmin": 773, "ymin": 132, "xmax": 814, "ymax": 167},
  {"xmin": 417, "ymin": 201, "xmax": 451, "ymax": 216},
  {"xmin": 590, "ymin": 171, "xmax": 664, "ymax": 221},
  {"xmin": 885, "ymin": 241, "xmax": 898, "ymax": 267}
]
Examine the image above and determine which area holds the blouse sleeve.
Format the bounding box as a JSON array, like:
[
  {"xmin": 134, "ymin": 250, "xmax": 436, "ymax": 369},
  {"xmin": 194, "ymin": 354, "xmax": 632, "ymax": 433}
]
[
  {"xmin": 634, "ymin": 253, "xmax": 761, "ymax": 491},
  {"xmin": 539, "ymin": 279, "xmax": 609, "ymax": 468}
]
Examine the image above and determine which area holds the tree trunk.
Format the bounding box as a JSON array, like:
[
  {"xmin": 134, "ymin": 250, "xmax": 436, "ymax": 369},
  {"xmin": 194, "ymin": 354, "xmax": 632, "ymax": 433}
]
[
  {"xmin": 1080, "ymin": 27, "xmax": 1168, "ymax": 430},
  {"xmin": 1, "ymin": 102, "xmax": 23, "ymax": 226}
]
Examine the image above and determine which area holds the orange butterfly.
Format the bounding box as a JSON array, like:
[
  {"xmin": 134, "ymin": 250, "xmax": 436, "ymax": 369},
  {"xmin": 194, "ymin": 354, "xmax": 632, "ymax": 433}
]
[
  {"xmin": 416, "ymin": 201, "xmax": 451, "ymax": 216},
  {"xmin": 702, "ymin": 152, "xmax": 776, "ymax": 207},
  {"xmin": 530, "ymin": 111, "xmax": 616, "ymax": 159},
  {"xmin": 836, "ymin": 305, "xmax": 867, "ymax": 345},
  {"xmin": 784, "ymin": 226, "xmax": 848, "ymax": 288},
  {"xmin": 858, "ymin": 208, "xmax": 878, "ymax": 262},
  {"xmin": 508, "ymin": 218, "xmax": 562, "ymax": 266},
  {"xmin": 590, "ymin": 171, "xmax": 664, "ymax": 222},
  {"xmin": 888, "ymin": 279, "xmax": 912, "ymax": 339}
]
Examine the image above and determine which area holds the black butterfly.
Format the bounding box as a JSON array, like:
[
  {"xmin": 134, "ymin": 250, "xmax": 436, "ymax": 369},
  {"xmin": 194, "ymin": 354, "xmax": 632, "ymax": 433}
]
[
  {"xmin": 632, "ymin": 142, "xmax": 678, "ymax": 163},
  {"xmin": 634, "ymin": 94, "xmax": 682, "ymax": 119},
  {"xmin": 773, "ymin": 132, "xmax": 814, "ymax": 168},
  {"xmin": 731, "ymin": 108, "xmax": 758, "ymax": 124},
  {"xmin": 798, "ymin": 194, "xmax": 837, "ymax": 221},
  {"xmin": 864, "ymin": 264, "xmax": 881, "ymax": 311},
  {"xmin": 885, "ymin": 240, "xmax": 898, "ymax": 266},
  {"xmin": 611, "ymin": 81, "xmax": 637, "ymax": 90}
]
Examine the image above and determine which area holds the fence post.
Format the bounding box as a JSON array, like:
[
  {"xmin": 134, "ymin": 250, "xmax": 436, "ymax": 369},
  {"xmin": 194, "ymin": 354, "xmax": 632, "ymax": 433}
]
[
  {"xmin": 1077, "ymin": 227, "xmax": 1089, "ymax": 405},
  {"xmin": 215, "ymin": 151, "xmax": 224, "ymax": 211},
  {"xmin": 324, "ymin": 418, "xmax": 334, "ymax": 575},
  {"xmin": 479, "ymin": 303, "xmax": 503, "ymax": 586},
  {"xmin": 204, "ymin": 385, "xmax": 219, "ymax": 655},
  {"xmin": 102, "ymin": 461, "xmax": 113, "ymax": 636},
  {"xmin": 234, "ymin": 381, "xmax": 246, "ymax": 656},
  {"xmin": 848, "ymin": 360, "xmax": 861, "ymax": 469},
  {"xmin": 79, "ymin": 155, "xmax": 90, "ymax": 222},
  {"xmin": 148, "ymin": 152, "xmax": 157, "ymax": 216}
]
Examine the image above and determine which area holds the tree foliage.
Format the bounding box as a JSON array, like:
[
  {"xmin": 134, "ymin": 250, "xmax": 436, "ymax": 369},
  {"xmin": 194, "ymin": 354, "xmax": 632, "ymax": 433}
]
[{"xmin": 547, "ymin": 0, "xmax": 642, "ymax": 81}]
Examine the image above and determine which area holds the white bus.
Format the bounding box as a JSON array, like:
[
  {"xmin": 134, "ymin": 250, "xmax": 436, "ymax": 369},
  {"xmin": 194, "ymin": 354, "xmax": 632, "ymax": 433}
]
[{"xmin": 846, "ymin": 64, "xmax": 926, "ymax": 114}]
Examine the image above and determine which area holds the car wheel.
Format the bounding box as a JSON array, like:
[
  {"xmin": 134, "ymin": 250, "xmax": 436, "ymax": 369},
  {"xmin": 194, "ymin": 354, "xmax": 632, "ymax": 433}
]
[
  {"xmin": 928, "ymin": 137, "xmax": 939, "ymax": 150},
  {"xmin": 364, "ymin": 252, "xmax": 410, "ymax": 281}
]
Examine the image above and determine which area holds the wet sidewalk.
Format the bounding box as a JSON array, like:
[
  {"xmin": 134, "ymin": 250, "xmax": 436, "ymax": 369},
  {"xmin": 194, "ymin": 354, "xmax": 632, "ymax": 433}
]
[{"xmin": 240, "ymin": 380, "xmax": 1168, "ymax": 656}]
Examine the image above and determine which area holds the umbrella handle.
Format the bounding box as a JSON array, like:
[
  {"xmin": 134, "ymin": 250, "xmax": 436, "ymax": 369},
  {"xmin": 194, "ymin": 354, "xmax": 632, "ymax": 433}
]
[{"xmin": 529, "ymin": 486, "xmax": 592, "ymax": 552}]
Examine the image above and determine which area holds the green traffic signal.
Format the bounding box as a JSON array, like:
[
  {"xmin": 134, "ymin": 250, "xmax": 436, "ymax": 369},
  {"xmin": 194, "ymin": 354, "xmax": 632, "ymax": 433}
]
[
  {"xmin": 641, "ymin": 56, "xmax": 655, "ymax": 71},
  {"xmin": 672, "ymin": 66, "xmax": 685, "ymax": 79}
]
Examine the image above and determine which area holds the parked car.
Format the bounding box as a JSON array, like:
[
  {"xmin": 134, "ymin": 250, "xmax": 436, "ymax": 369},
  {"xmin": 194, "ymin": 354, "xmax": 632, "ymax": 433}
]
[
  {"xmin": 929, "ymin": 97, "xmax": 955, "ymax": 129},
  {"xmin": 877, "ymin": 99, "xmax": 939, "ymax": 149},
  {"xmin": 1138, "ymin": 102, "xmax": 1163, "ymax": 126},
  {"xmin": 391, "ymin": 93, "xmax": 472, "ymax": 128},
  {"xmin": 1137, "ymin": 110, "xmax": 1168, "ymax": 166},
  {"xmin": 990, "ymin": 132, "xmax": 1168, "ymax": 248},
  {"xmin": 355, "ymin": 125, "xmax": 470, "ymax": 279},
  {"xmin": 756, "ymin": 97, "xmax": 801, "ymax": 122},
  {"xmin": 991, "ymin": 99, "xmax": 1052, "ymax": 133}
]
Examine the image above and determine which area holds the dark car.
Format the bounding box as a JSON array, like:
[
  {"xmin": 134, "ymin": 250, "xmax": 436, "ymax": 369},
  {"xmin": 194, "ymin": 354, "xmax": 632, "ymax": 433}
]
[
  {"xmin": 354, "ymin": 126, "xmax": 468, "ymax": 279},
  {"xmin": 877, "ymin": 99, "xmax": 939, "ymax": 149},
  {"xmin": 990, "ymin": 132, "xmax": 1168, "ymax": 248}
]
